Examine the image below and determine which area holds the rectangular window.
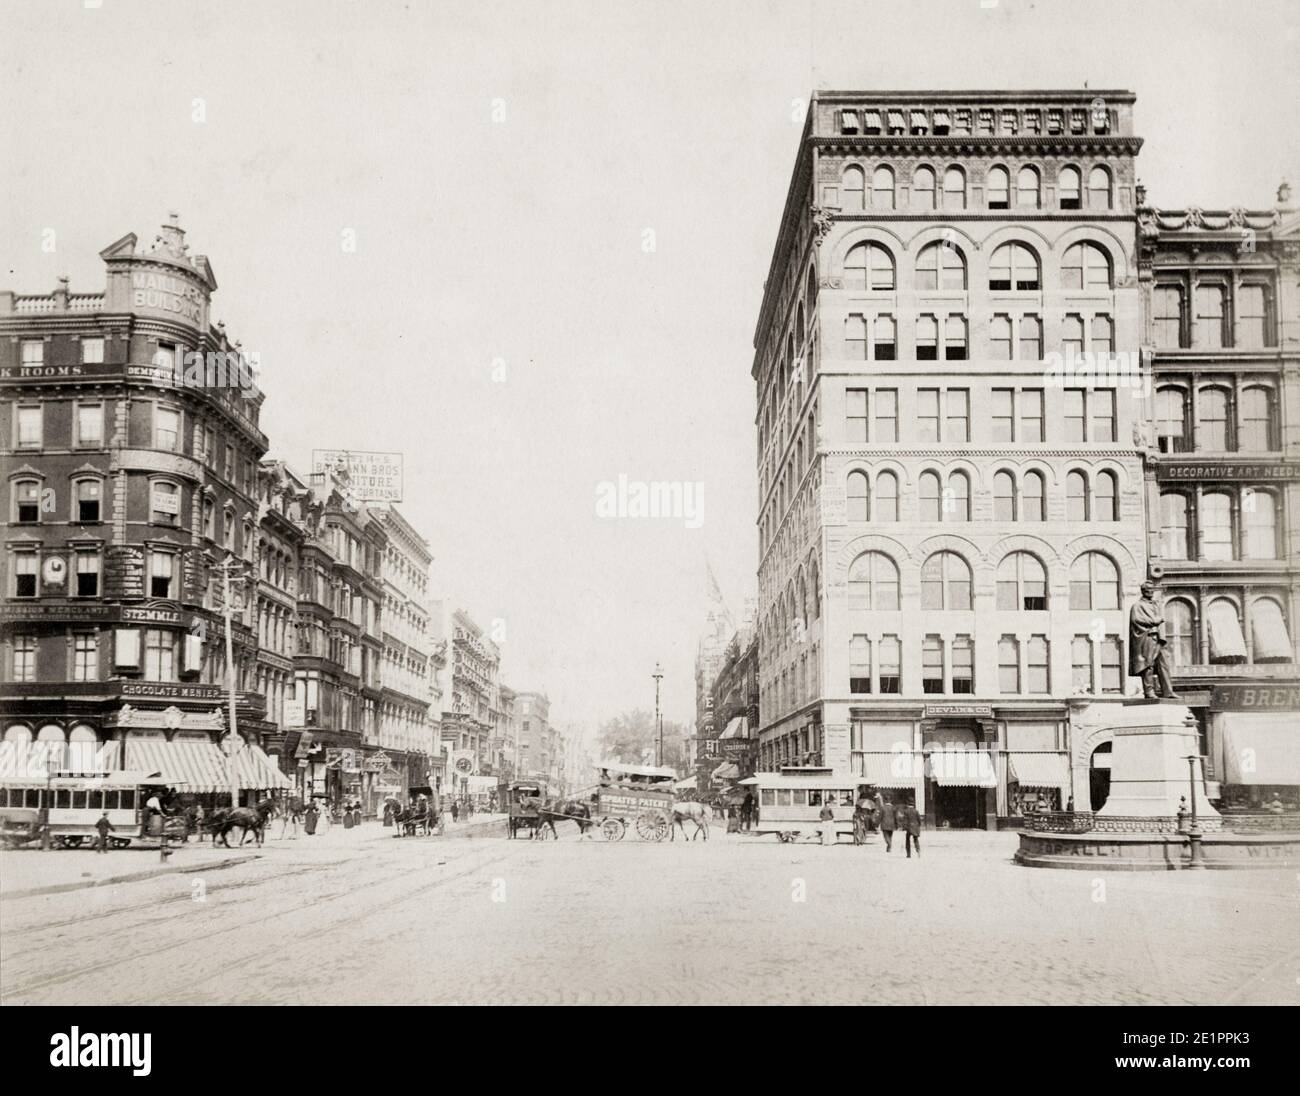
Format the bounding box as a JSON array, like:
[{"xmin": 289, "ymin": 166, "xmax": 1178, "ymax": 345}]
[
  {"xmin": 150, "ymin": 551, "xmax": 175, "ymax": 599},
  {"xmin": 75, "ymin": 402, "xmax": 104, "ymax": 447},
  {"xmin": 205, "ymin": 427, "xmax": 216, "ymax": 467},
  {"xmin": 1020, "ymin": 388, "xmax": 1044, "ymax": 442},
  {"xmin": 873, "ymin": 315, "xmax": 896, "ymax": 361},
  {"xmin": 144, "ymin": 629, "xmax": 177, "ymax": 681},
  {"xmin": 1091, "ymin": 314, "xmax": 1115, "ymax": 354},
  {"xmin": 73, "ymin": 634, "xmax": 98, "ymax": 682},
  {"xmin": 845, "ymin": 315, "xmax": 867, "ymax": 360},
  {"xmin": 1063, "ymin": 314, "xmax": 1085, "ymax": 357},
  {"xmin": 1047, "ymin": 109, "xmax": 1063, "ymax": 135},
  {"xmin": 224, "ymin": 444, "xmax": 234, "ymax": 480},
  {"xmin": 155, "ymin": 406, "xmax": 180, "ymax": 451},
  {"xmin": 17, "ymin": 405, "xmax": 43, "ymax": 448},
  {"xmin": 849, "ymin": 635, "xmax": 871, "ymax": 694},
  {"xmin": 151, "ymin": 482, "xmax": 180, "ymax": 525},
  {"xmin": 1236, "ymin": 285, "xmax": 1269, "ymax": 349},
  {"xmin": 878, "ymin": 635, "xmax": 901, "ymax": 694},
  {"xmin": 1018, "ymin": 315, "xmax": 1043, "ymax": 361},
  {"xmin": 1194, "ymin": 285, "xmax": 1226, "ymax": 349},
  {"xmin": 21, "ymin": 339, "xmax": 44, "ymax": 366},
  {"xmin": 1064, "ymin": 390, "xmax": 1086, "ymax": 442},
  {"xmin": 14, "ymin": 551, "xmax": 38, "ymax": 597},
  {"xmin": 12, "ymin": 635, "xmax": 36, "ymax": 682},
  {"xmin": 1072, "ymin": 636, "xmax": 1094, "ymax": 693},
  {"xmin": 873, "ymin": 389, "xmax": 897, "ymax": 443},
  {"xmin": 76, "ymin": 479, "xmax": 101, "ymax": 522},
  {"xmin": 75, "ymin": 550, "xmax": 100, "ymax": 597},
  {"xmin": 1153, "ymin": 286, "xmax": 1184, "ymax": 348},
  {"xmin": 1090, "ymin": 389, "xmax": 1116, "ymax": 442},
  {"xmin": 1101, "ymin": 636, "xmax": 1124, "ymax": 694},
  {"xmin": 917, "ymin": 389, "xmax": 940, "ymax": 442},
  {"xmin": 1027, "ymin": 636, "xmax": 1049, "ymax": 694},
  {"xmin": 922, "ymin": 636, "xmax": 945, "ymax": 694},
  {"xmin": 916, "ymin": 315, "xmax": 938, "ymax": 361},
  {"xmin": 990, "ymin": 315, "xmax": 1012, "ymax": 360},
  {"xmin": 81, "ymin": 337, "xmax": 105, "ymax": 364},
  {"xmin": 944, "ymin": 315, "xmax": 968, "ymax": 360},
  {"xmin": 992, "ymin": 389, "xmax": 1015, "ymax": 442},
  {"xmin": 951, "ymin": 636, "xmax": 974, "ymax": 694},
  {"xmin": 16, "ymin": 480, "xmax": 41, "ymax": 523},
  {"xmin": 998, "ymin": 636, "xmax": 1020, "ymax": 694},
  {"xmin": 945, "ymin": 389, "xmax": 969, "ymax": 443}
]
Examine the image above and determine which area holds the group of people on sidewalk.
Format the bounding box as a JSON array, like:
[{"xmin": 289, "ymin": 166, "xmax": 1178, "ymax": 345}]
[{"xmin": 832, "ymin": 791, "xmax": 923, "ymax": 856}]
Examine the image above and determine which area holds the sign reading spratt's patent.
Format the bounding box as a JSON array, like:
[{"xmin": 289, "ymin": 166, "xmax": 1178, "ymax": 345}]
[{"xmin": 311, "ymin": 450, "xmax": 404, "ymax": 502}]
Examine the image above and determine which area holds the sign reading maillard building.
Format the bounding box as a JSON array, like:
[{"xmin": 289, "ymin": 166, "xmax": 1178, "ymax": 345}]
[{"xmin": 311, "ymin": 450, "xmax": 404, "ymax": 502}]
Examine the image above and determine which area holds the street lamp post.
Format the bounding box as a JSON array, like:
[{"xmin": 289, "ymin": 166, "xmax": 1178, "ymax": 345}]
[
  {"xmin": 652, "ymin": 662, "xmax": 664, "ymax": 768},
  {"xmin": 1182, "ymin": 753, "xmax": 1205, "ymax": 870},
  {"xmin": 221, "ymin": 556, "xmax": 243, "ymax": 811}
]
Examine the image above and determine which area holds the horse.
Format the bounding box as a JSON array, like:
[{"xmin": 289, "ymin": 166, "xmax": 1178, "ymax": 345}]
[
  {"xmin": 213, "ymin": 802, "xmax": 274, "ymax": 848},
  {"xmin": 671, "ymin": 801, "xmax": 710, "ymax": 842},
  {"xmin": 545, "ymin": 797, "xmax": 592, "ymax": 839}
]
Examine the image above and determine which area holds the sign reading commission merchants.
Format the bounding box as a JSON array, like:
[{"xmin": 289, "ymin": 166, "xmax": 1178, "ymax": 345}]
[{"xmin": 311, "ymin": 450, "xmax": 404, "ymax": 502}]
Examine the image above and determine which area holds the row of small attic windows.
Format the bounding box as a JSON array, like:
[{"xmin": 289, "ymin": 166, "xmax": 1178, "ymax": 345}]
[{"xmin": 838, "ymin": 106, "xmax": 1111, "ymax": 137}]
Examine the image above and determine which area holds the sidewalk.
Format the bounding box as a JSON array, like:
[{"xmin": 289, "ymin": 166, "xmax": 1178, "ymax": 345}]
[
  {"xmin": 255, "ymin": 812, "xmax": 508, "ymax": 847},
  {"xmin": 0, "ymin": 844, "xmax": 261, "ymax": 900}
]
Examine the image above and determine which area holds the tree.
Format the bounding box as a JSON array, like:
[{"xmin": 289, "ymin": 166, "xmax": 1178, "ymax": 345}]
[{"xmin": 596, "ymin": 709, "xmax": 687, "ymax": 771}]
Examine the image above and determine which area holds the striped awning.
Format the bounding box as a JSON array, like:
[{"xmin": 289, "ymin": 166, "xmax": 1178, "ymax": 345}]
[
  {"xmin": 856, "ymin": 752, "xmax": 922, "ymax": 788},
  {"xmin": 1208, "ymin": 601, "xmax": 1248, "ymax": 661},
  {"xmin": 125, "ymin": 739, "xmax": 291, "ymax": 792},
  {"xmin": 927, "ymin": 749, "xmax": 998, "ymax": 788},
  {"xmin": 719, "ymin": 716, "xmax": 749, "ymax": 740},
  {"xmin": 712, "ymin": 762, "xmax": 740, "ymax": 781},
  {"xmin": 1008, "ymin": 752, "xmax": 1070, "ymax": 791}
]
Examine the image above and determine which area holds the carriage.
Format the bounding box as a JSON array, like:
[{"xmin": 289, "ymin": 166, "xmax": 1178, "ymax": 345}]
[
  {"xmin": 505, "ymin": 780, "xmax": 547, "ymax": 839},
  {"xmin": 739, "ymin": 768, "xmax": 878, "ymax": 844},
  {"xmin": 0, "ymin": 770, "xmax": 189, "ymax": 849},
  {"xmin": 587, "ymin": 761, "xmax": 678, "ymax": 842}
]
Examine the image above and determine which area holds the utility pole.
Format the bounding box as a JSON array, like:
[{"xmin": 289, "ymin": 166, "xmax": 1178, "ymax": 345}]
[
  {"xmin": 652, "ymin": 662, "xmax": 664, "ymax": 768},
  {"xmin": 220, "ymin": 556, "xmax": 243, "ymax": 810}
]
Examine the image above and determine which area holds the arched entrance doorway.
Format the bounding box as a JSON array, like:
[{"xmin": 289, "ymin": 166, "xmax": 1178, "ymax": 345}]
[{"xmin": 1089, "ymin": 742, "xmax": 1112, "ymax": 811}]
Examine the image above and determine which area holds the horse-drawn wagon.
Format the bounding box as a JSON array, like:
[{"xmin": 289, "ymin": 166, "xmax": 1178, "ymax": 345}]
[{"xmin": 587, "ymin": 761, "xmax": 678, "ymax": 842}]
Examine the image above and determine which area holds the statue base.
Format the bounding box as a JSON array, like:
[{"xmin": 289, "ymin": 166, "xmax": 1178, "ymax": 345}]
[{"xmin": 1097, "ymin": 701, "xmax": 1219, "ymax": 822}]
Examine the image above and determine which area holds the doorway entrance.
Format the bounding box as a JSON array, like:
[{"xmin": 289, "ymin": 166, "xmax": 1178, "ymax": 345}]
[
  {"xmin": 934, "ymin": 784, "xmax": 981, "ymax": 828},
  {"xmin": 1089, "ymin": 742, "xmax": 1112, "ymax": 811}
]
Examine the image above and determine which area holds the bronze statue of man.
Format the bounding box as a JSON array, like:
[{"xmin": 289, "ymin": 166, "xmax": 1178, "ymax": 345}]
[{"xmin": 1128, "ymin": 581, "xmax": 1177, "ymax": 699}]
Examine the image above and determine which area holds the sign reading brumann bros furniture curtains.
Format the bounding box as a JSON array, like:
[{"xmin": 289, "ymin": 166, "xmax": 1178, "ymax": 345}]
[{"xmin": 311, "ymin": 450, "xmax": 403, "ymax": 503}]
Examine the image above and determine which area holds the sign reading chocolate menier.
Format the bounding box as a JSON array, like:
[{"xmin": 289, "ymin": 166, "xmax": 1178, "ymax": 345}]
[{"xmin": 311, "ymin": 449, "xmax": 404, "ymax": 502}]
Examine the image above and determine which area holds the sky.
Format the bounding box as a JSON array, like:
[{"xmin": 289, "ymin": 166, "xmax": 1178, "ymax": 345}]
[{"xmin": 3, "ymin": 0, "xmax": 1298, "ymax": 734}]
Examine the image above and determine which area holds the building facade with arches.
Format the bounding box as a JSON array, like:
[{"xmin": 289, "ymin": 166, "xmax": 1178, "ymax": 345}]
[{"xmin": 751, "ymin": 91, "xmax": 1151, "ymax": 827}]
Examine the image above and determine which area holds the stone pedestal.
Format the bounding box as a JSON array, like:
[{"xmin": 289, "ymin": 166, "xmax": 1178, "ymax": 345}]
[{"xmin": 1096, "ymin": 701, "xmax": 1220, "ymax": 822}]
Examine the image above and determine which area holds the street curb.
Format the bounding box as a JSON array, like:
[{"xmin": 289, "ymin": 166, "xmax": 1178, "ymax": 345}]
[{"xmin": 0, "ymin": 853, "xmax": 260, "ymax": 900}]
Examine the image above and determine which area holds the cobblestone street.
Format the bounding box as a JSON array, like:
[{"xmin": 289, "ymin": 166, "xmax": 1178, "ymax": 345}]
[{"xmin": 3, "ymin": 829, "xmax": 1296, "ymax": 1005}]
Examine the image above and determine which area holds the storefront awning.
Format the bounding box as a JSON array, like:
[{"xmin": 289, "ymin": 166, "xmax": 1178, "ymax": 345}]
[
  {"xmin": 1008, "ymin": 752, "xmax": 1070, "ymax": 791},
  {"xmin": 673, "ymin": 775, "xmax": 697, "ymax": 791},
  {"xmin": 125, "ymin": 738, "xmax": 292, "ymax": 792},
  {"xmin": 1208, "ymin": 601, "xmax": 1248, "ymax": 661},
  {"xmin": 1221, "ymin": 714, "xmax": 1300, "ymax": 785},
  {"xmin": 719, "ymin": 716, "xmax": 748, "ymax": 740},
  {"xmin": 711, "ymin": 762, "xmax": 740, "ymax": 781},
  {"xmin": 856, "ymin": 751, "xmax": 921, "ymax": 788},
  {"xmin": 1251, "ymin": 603, "xmax": 1294, "ymax": 662},
  {"xmin": 927, "ymin": 749, "xmax": 998, "ymax": 788}
]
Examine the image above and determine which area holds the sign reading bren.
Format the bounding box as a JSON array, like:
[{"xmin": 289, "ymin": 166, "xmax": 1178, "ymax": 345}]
[{"xmin": 312, "ymin": 450, "xmax": 403, "ymax": 503}]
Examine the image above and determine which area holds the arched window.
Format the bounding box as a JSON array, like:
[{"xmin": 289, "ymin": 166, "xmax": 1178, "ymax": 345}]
[
  {"xmin": 1197, "ymin": 386, "xmax": 1232, "ymax": 450},
  {"xmin": 806, "ymin": 265, "xmax": 817, "ymax": 317},
  {"xmin": 848, "ymin": 551, "xmax": 900, "ymax": 611},
  {"xmin": 1199, "ymin": 491, "xmax": 1234, "ymax": 560},
  {"xmin": 13, "ymin": 479, "xmax": 41, "ymax": 523},
  {"xmin": 1087, "ymin": 166, "xmax": 1112, "ymax": 210},
  {"xmin": 1069, "ymin": 552, "xmax": 1119, "ymax": 610},
  {"xmin": 1067, "ymin": 470, "xmax": 1089, "ymax": 521},
  {"xmin": 997, "ymin": 552, "xmax": 1047, "ymax": 610},
  {"xmin": 919, "ymin": 471, "xmax": 942, "ymax": 521},
  {"xmin": 921, "ymin": 551, "xmax": 972, "ymax": 610},
  {"xmin": 915, "ymin": 242, "xmax": 967, "ymax": 290},
  {"xmin": 1156, "ymin": 386, "xmax": 1189, "ymax": 452},
  {"xmin": 843, "ymin": 242, "xmax": 895, "ymax": 291},
  {"xmin": 36, "ymin": 724, "xmax": 66, "ymax": 772},
  {"xmin": 795, "ymin": 303, "xmax": 806, "ymax": 347},
  {"xmin": 846, "ymin": 471, "xmax": 870, "ymax": 522},
  {"xmin": 993, "ymin": 470, "xmax": 1017, "ymax": 521},
  {"xmin": 1243, "ymin": 490, "xmax": 1278, "ymax": 560},
  {"xmin": 1160, "ymin": 492, "xmax": 1190, "ymax": 560},
  {"xmin": 947, "ymin": 471, "xmax": 970, "ymax": 521},
  {"xmin": 1059, "ymin": 166, "xmax": 1082, "ymax": 209},
  {"xmin": 1094, "ymin": 470, "xmax": 1118, "ymax": 522},
  {"xmin": 1022, "ymin": 471, "xmax": 1046, "ymax": 522},
  {"xmin": 842, "ymin": 165, "xmax": 866, "ymax": 212},
  {"xmin": 875, "ymin": 471, "xmax": 899, "ymax": 521},
  {"xmin": 1062, "ymin": 242, "xmax": 1112, "ymax": 290},
  {"xmin": 1207, "ymin": 598, "xmax": 1247, "ymax": 663},
  {"xmin": 943, "ymin": 166, "xmax": 966, "ymax": 210},
  {"xmin": 912, "ymin": 166, "xmax": 936, "ymax": 210},
  {"xmin": 67, "ymin": 724, "xmax": 99, "ymax": 771},
  {"xmin": 1239, "ymin": 386, "xmax": 1275, "ymax": 451},
  {"xmin": 1017, "ymin": 165, "xmax": 1041, "ymax": 208},
  {"xmin": 989, "ymin": 242, "xmax": 1040, "ymax": 290},
  {"xmin": 1250, "ymin": 598, "xmax": 1293, "ymax": 663},
  {"xmin": 987, "ymin": 166, "xmax": 1010, "ymax": 209},
  {"xmin": 872, "ymin": 166, "xmax": 895, "ymax": 209},
  {"xmin": 1166, "ymin": 599, "xmax": 1196, "ymax": 666},
  {"xmin": 809, "ymin": 558, "xmax": 820, "ymax": 620}
]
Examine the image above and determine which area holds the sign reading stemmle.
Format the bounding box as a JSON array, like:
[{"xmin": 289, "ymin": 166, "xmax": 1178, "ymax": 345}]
[{"xmin": 311, "ymin": 450, "xmax": 404, "ymax": 502}]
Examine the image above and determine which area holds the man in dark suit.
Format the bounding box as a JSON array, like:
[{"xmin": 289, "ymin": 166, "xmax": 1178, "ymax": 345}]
[
  {"xmin": 903, "ymin": 802, "xmax": 922, "ymax": 858},
  {"xmin": 94, "ymin": 811, "xmax": 115, "ymax": 854},
  {"xmin": 879, "ymin": 798, "xmax": 897, "ymax": 852}
]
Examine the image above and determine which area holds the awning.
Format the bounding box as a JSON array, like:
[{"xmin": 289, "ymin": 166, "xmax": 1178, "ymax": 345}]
[
  {"xmin": 856, "ymin": 751, "xmax": 922, "ymax": 788},
  {"xmin": 927, "ymin": 749, "xmax": 998, "ymax": 788},
  {"xmin": 1008, "ymin": 752, "xmax": 1070, "ymax": 791},
  {"xmin": 863, "ymin": 110, "xmax": 881, "ymax": 128},
  {"xmin": 712, "ymin": 762, "xmax": 740, "ymax": 781},
  {"xmin": 719, "ymin": 716, "xmax": 749, "ymax": 740},
  {"xmin": 1250, "ymin": 602, "xmax": 1293, "ymax": 662},
  {"xmin": 1208, "ymin": 601, "xmax": 1248, "ymax": 661},
  {"xmin": 1221, "ymin": 714, "xmax": 1300, "ymax": 785},
  {"xmin": 887, "ymin": 110, "xmax": 904, "ymax": 128},
  {"xmin": 934, "ymin": 110, "xmax": 951, "ymax": 128},
  {"xmin": 673, "ymin": 775, "xmax": 697, "ymax": 792},
  {"xmin": 124, "ymin": 738, "xmax": 292, "ymax": 792},
  {"xmin": 910, "ymin": 110, "xmax": 927, "ymax": 127}
]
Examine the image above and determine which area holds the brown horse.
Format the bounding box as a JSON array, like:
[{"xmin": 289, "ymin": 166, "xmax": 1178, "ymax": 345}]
[
  {"xmin": 213, "ymin": 802, "xmax": 274, "ymax": 847},
  {"xmin": 671, "ymin": 801, "xmax": 710, "ymax": 841}
]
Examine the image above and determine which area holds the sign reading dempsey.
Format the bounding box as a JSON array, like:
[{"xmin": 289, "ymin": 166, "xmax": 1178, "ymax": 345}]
[{"xmin": 312, "ymin": 450, "xmax": 403, "ymax": 503}]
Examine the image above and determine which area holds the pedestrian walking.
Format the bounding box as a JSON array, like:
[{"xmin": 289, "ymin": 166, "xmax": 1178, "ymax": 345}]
[
  {"xmin": 741, "ymin": 791, "xmax": 755, "ymax": 831},
  {"xmin": 94, "ymin": 810, "xmax": 115, "ymax": 853},
  {"xmin": 903, "ymin": 802, "xmax": 921, "ymax": 858},
  {"xmin": 819, "ymin": 797, "xmax": 835, "ymax": 846},
  {"xmin": 451, "ymin": 799, "xmax": 460, "ymax": 823},
  {"xmin": 194, "ymin": 802, "xmax": 206, "ymax": 843},
  {"xmin": 304, "ymin": 801, "xmax": 319, "ymax": 835},
  {"xmin": 879, "ymin": 798, "xmax": 897, "ymax": 852},
  {"xmin": 726, "ymin": 804, "xmax": 741, "ymax": 834}
]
